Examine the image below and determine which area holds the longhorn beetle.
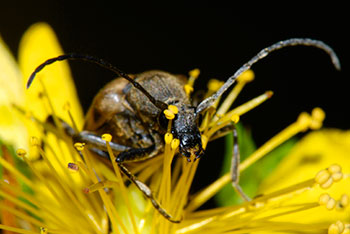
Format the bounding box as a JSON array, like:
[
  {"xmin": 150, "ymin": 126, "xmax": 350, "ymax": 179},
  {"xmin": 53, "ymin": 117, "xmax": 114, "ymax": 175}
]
[{"xmin": 27, "ymin": 38, "xmax": 340, "ymax": 223}]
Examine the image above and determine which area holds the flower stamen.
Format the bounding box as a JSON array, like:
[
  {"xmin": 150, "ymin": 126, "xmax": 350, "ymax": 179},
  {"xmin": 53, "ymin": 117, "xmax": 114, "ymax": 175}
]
[
  {"xmin": 213, "ymin": 69, "xmax": 254, "ymax": 122},
  {"xmin": 103, "ymin": 133, "xmax": 139, "ymax": 234},
  {"xmin": 184, "ymin": 68, "xmax": 200, "ymax": 96},
  {"xmin": 187, "ymin": 109, "xmax": 324, "ymax": 211}
]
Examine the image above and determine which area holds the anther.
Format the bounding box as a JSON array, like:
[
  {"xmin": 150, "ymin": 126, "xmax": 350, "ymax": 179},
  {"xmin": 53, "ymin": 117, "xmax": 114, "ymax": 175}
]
[
  {"xmin": 332, "ymin": 172, "xmax": 343, "ymax": 182},
  {"xmin": 40, "ymin": 227, "xmax": 48, "ymax": 234},
  {"xmin": 164, "ymin": 109, "xmax": 175, "ymax": 120},
  {"xmin": 237, "ymin": 69, "xmax": 255, "ymax": 83},
  {"xmin": 310, "ymin": 107, "xmax": 325, "ymax": 130},
  {"xmin": 208, "ymin": 79, "xmax": 224, "ymax": 92},
  {"xmin": 328, "ymin": 164, "xmax": 343, "ymax": 182},
  {"xmin": 328, "ymin": 223, "xmax": 340, "ymax": 234},
  {"xmin": 16, "ymin": 148, "xmax": 27, "ymax": 157},
  {"xmin": 189, "ymin": 68, "xmax": 200, "ymax": 79},
  {"xmin": 171, "ymin": 138, "xmax": 180, "ymax": 150},
  {"xmin": 63, "ymin": 102, "xmax": 71, "ymax": 111},
  {"xmin": 74, "ymin": 142, "xmax": 85, "ymax": 151},
  {"xmin": 164, "ymin": 133, "xmax": 173, "ymax": 145},
  {"xmin": 102, "ymin": 133, "xmax": 112, "ymax": 142},
  {"xmin": 328, "ymin": 164, "xmax": 342, "ymax": 174},
  {"xmin": 30, "ymin": 136, "xmax": 40, "ymax": 147},
  {"xmin": 168, "ymin": 105, "xmax": 179, "ymax": 114},
  {"xmin": 319, "ymin": 193, "xmax": 331, "ymax": 206},
  {"xmin": 83, "ymin": 187, "xmax": 90, "ymax": 194},
  {"xmin": 326, "ymin": 197, "xmax": 336, "ymax": 210},
  {"xmin": 265, "ymin": 90, "xmax": 274, "ymax": 98},
  {"xmin": 340, "ymin": 194, "xmax": 349, "ymax": 207},
  {"xmin": 320, "ymin": 177, "xmax": 334, "ymax": 189},
  {"xmin": 231, "ymin": 114, "xmax": 240, "ymax": 124},
  {"xmin": 297, "ymin": 112, "xmax": 312, "ymax": 132},
  {"xmin": 315, "ymin": 169, "xmax": 331, "ymax": 185},
  {"xmin": 68, "ymin": 162, "xmax": 79, "ymax": 171},
  {"xmin": 184, "ymin": 84, "xmax": 194, "ymax": 95},
  {"xmin": 336, "ymin": 221, "xmax": 345, "ymax": 234}
]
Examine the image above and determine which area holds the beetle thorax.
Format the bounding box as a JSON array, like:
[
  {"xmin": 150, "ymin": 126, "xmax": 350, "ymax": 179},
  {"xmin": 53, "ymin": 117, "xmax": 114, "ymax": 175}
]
[{"xmin": 172, "ymin": 105, "xmax": 203, "ymax": 160}]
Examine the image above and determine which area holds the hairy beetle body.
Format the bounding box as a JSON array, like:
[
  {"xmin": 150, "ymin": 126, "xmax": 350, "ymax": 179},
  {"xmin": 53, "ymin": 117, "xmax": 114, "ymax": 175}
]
[{"xmin": 84, "ymin": 70, "xmax": 201, "ymax": 161}]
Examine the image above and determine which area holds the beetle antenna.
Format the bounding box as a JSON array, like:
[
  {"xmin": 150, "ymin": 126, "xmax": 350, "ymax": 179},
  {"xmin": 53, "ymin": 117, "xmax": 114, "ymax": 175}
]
[
  {"xmin": 26, "ymin": 53, "xmax": 168, "ymax": 110},
  {"xmin": 196, "ymin": 38, "xmax": 341, "ymax": 115}
]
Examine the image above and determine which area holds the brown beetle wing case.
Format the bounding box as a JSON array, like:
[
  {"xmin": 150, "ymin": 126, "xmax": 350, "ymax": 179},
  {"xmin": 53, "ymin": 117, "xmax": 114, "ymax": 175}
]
[{"xmin": 125, "ymin": 70, "xmax": 189, "ymax": 131}]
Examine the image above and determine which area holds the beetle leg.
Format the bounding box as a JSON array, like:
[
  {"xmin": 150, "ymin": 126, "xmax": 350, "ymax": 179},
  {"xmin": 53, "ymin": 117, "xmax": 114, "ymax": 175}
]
[
  {"xmin": 74, "ymin": 131, "xmax": 132, "ymax": 153},
  {"xmin": 117, "ymin": 162, "xmax": 181, "ymax": 223},
  {"xmin": 230, "ymin": 125, "xmax": 251, "ymax": 202},
  {"xmin": 115, "ymin": 145, "xmax": 156, "ymax": 162}
]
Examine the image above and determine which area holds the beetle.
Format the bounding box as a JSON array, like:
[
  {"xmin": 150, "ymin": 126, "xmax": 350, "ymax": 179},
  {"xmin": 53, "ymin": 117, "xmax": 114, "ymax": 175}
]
[{"xmin": 27, "ymin": 38, "xmax": 340, "ymax": 223}]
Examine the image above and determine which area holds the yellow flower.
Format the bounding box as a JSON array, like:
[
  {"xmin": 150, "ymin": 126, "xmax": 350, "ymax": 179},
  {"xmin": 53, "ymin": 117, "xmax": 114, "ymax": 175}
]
[{"xmin": 0, "ymin": 23, "xmax": 349, "ymax": 234}]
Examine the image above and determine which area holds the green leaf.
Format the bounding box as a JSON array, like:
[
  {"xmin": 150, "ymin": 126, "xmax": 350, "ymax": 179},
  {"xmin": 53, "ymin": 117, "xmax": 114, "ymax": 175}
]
[{"xmin": 215, "ymin": 123, "xmax": 298, "ymax": 206}]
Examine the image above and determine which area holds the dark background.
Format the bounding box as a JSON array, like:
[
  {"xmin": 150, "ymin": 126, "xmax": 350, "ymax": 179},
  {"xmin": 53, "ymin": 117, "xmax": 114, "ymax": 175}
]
[{"xmin": 1, "ymin": 3, "xmax": 349, "ymax": 206}]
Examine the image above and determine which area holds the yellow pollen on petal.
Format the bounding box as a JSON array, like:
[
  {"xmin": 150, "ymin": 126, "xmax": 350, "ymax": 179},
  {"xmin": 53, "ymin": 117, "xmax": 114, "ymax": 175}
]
[
  {"xmin": 16, "ymin": 148, "xmax": 27, "ymax": 157},
  {"xmin": 74, "ymin": 142, "xmax": 85, "ymax": 151},
  {"xmin": 101, "ymin": 133, "xmax": 112, "ymax": 142}
]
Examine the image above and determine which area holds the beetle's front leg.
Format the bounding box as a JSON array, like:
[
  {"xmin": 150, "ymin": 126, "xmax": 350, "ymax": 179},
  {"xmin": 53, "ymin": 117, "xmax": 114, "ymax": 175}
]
[{"xmin": 230, "ymin": 125, "xmax": 251, "ymax": 202}]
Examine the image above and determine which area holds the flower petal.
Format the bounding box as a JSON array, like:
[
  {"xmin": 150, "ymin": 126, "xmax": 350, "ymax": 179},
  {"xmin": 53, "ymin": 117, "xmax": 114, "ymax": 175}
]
[
  {"xmin": 259, "ymin": 129, "xmax": 350, "ymax": 223},
  {"xmin": 18, "ymin": 22, "xmax": 84, "ymax": 171},
  {"xmin": 18, "ymin": 22, "xmax": 84, "ymax": 129},
  {"xmin": 0, "ymin": 36, "xmax": 28, "ymax": 149}
]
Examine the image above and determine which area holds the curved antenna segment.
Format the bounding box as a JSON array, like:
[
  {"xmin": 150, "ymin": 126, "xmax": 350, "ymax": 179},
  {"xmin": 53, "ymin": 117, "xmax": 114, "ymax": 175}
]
[
  {"xmin": 196, "ymin": 38, "xmax": 341, "ymax": 115},
  {"xmin": 26, "ymin": 53, "xmax": 168, "ymax": 110}
]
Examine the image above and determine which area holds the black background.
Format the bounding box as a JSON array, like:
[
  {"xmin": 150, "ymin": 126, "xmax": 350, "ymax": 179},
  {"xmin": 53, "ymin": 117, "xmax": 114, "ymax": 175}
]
[{"xmin": 1, "ymin": 3, "xmax": 349, "ymax": 206}]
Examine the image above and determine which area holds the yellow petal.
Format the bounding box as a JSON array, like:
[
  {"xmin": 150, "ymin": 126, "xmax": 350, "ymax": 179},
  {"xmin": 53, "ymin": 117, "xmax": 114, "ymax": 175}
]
[
  {"xmin": 259, "ymin": 129, "xmax": 350, "ymax": 223},
  {"xmin": 18, "ymin": 22, "xmax": 83, "ymax": 171},
  {"xmin": 18, "ymin": 22, "xmax": 84, "ymax": 129},
  {"xmin": 0, "ymin": 36, "xmax": 28, "ymax": 149}
]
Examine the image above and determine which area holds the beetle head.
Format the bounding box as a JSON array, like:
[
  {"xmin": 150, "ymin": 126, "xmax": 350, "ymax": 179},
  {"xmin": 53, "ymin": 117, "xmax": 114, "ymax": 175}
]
[{"xmin": 172, "ymin": 105, "xmax": 204, "ymax": 161}]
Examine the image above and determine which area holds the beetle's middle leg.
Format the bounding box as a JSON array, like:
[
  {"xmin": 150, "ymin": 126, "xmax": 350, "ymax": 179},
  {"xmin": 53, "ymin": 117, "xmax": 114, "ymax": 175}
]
[
  {"xmin": 75, "ymin": 131, "xmax": 181, "ymax": 222},
  {"xmin": 231, "ymin": 125, "xmax": 251, "ymax": 202},
  {"xmin": 117, "ymin": 162, "xmax": 181, "ymax": 223}
]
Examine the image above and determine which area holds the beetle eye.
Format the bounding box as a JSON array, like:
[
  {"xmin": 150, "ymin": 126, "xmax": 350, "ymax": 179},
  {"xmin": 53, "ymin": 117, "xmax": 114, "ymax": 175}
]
[{"xmin": 158, "ymin": 113, "xmax": 169, "ymax": 130}]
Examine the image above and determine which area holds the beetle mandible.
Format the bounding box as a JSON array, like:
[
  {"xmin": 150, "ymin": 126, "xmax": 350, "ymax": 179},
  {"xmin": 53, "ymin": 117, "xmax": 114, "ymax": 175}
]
[{"xmin": 27, "ymin": 38, "xmax": 340, "ymax": 223}]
